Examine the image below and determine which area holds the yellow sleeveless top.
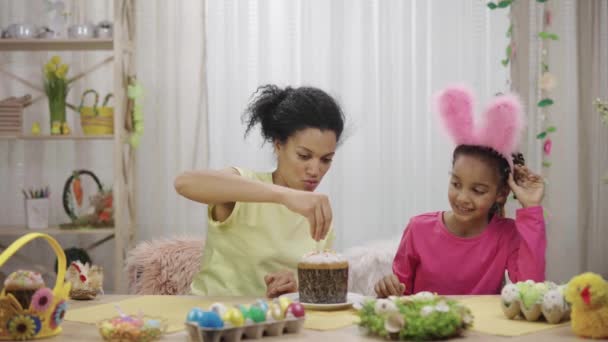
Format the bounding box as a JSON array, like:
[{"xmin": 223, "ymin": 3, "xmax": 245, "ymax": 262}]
[{"xmin": 190, "ymin": 167, "xmax": 335, "ymax": 296}]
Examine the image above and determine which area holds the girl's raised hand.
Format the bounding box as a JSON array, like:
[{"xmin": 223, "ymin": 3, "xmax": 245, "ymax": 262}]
[
  {"xmin": 279, "ymin": 189, "xmax": 332, "ymax": 241},
  {"xmin": 508, "ymin": 165, "xmax": 545, "ymax": 208}
]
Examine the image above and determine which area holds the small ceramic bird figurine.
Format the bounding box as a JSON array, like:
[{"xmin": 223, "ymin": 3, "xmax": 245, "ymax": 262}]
[{"xmin": 31, "ymin": 121, "xmax": 41, "ymax": 135}]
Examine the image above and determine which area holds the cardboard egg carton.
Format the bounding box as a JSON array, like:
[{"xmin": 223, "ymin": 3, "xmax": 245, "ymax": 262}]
[
  {"xmin": 185, "ymin": 318, "xmax": 305, "ymax": 342},
  {"xmin": 501, "ymin": 281, "xmax": 570, "ymax": 324}
]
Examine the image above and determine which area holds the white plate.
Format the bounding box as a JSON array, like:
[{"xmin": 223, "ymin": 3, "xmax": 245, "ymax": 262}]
[{"xmin": 280, "ymin": 292, "xmax": 368, "ymax": 311}]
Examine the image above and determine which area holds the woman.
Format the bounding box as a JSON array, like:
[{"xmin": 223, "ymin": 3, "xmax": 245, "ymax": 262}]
[{"xmin": 174, "ymin": 84, "xmax": 346, "ymax": 298}]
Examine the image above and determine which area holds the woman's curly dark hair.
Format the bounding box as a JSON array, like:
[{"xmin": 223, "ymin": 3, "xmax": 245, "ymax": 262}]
[
  {"xmin": 243, "ymin": 85, "xmax": 345, "ymax": 144},
  {"xmin": 452, "ymin": 145, "xmax": 526, "ymax": 219}
]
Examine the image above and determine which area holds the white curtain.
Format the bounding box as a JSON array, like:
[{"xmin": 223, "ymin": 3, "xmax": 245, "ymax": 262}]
[
  {"xmin": 135, "ymin": 0, "xmax": 208, "ymax": 241},
  {"xmin": 206, "ymin": 0, "xmax": 510, "ymax": 250},
  {"xmin": 511, "ymin": 0, "xmax": 608, "ymax": 282}
]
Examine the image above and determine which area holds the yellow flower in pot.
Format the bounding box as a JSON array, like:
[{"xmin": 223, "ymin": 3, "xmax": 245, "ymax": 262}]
[{"xmin": 43, "ymin": 55, "xmax": 70, "ymax": 135}]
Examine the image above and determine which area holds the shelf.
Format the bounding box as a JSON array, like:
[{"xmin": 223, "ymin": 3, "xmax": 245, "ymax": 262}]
[
  {"xmin": 0, "ymin": 134, "xmax": 114, "ymax": 140},
  {"xmin": 0, "ymin": 225, "xmax": 114, "ymax": 236},
  {"xmin": 0, "ymin": 39, "xmax": 113, "ymax": 51}
]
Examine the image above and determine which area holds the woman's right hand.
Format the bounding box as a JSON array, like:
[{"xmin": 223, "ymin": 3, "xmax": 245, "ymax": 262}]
[
  {"xmin": 374, "ymin": 274, "xmax": 406, "ymax": 298},
  {"xmin": 279, "ymin": 189, "xmax": 332, "ymax": 241}
]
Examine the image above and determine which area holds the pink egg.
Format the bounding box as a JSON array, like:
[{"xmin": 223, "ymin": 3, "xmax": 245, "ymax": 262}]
[{"xmin": 286, "ymin": 302, "xmax": 305, "ymax": 318}]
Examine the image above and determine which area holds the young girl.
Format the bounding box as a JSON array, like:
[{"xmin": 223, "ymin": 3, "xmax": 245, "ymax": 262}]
[
  {"xmin": 175, "ymin": 85, "xmax": 345, "ymax": 298},
  {"xmin": 375, "ymin": 85, "xmax": 546, "ymax": 297}
]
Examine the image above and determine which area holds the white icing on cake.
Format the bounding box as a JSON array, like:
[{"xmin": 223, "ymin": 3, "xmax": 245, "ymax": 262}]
[{"xmin": 300, "ymin": 251, "xmax": 347, "ymax": 264}]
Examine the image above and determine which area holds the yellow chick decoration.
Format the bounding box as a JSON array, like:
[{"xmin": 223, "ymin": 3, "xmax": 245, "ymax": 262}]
[
  {"xmin": 565, "ymin": 272, "xmax": 608, "ymax": 339},
  {"xmin": 61, "ymin": 121, "xmax": 71, "ymax": 135},
  {"xmin": 51, "ymin": 121, "xmax": 61, "ymax": 135},
  {"xmin": 31, "ymin": 121, "xmax": 41, "ymax": 135}
]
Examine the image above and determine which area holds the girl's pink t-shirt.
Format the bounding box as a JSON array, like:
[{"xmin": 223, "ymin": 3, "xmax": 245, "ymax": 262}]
[{"xmin": 393, "ymin": 206, "xmax": 546, "ymax": 295}]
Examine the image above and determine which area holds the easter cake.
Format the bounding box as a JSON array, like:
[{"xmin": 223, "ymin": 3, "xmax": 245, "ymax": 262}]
[{"xmin": 297, "ymin": 251, "xmax": 349, "ymax": 304}]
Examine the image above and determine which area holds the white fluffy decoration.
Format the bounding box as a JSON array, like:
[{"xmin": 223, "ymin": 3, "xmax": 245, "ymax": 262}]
[{"xmin": 344, "ymin": 236, "xmax": 401, "ymax": 296}]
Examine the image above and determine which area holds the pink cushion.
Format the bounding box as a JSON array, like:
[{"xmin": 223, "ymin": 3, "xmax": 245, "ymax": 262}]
[{"xmin": 125, "ymin": 237, "xmax": 204, "ymax": 295}]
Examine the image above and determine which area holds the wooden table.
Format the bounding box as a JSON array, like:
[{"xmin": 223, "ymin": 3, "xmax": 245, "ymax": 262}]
[{"xmin": 62, "ymin": 295, "xmax": 580, "ymax": 341}]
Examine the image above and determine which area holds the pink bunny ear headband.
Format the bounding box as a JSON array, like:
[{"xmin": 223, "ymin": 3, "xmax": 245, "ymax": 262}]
[{"xmin": 434, "ymin": 84, "xmax": 525, "ymax": 168}]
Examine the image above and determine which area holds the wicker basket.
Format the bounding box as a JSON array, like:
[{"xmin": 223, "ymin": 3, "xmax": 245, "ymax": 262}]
[
  {"xmin": 79, "ymin": 90, "xmax": 114, "ymax": 135},
  {"xmin": 0, "ymin": 233, "xmax": 71, "ymax": 340}
]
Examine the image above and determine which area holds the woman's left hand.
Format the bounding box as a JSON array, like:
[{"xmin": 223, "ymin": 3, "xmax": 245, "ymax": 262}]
[
  {"xmin": 508, "ymin": 165, "xmax": 545, "ymax": 208},
  {"xmin": 264, "ymin": 270, "xmax": 297, "ymax": 298}
]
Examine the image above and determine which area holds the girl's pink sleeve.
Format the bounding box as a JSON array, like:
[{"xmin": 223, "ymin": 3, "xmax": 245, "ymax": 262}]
[
  {"xmin": 392, "ymin": 223, "xmax": 419, "ymax": 295},
  {"xmin": 506, "ymin": 206, "xmax": 547, "ymax": 282}
]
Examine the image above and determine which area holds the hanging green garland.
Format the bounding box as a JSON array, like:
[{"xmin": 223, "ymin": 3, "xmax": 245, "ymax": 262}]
[
  {"xmin": 488, "ymin": 0, "xmax": 559, "ymax": 169},
  {"xmin": 595, "ymin": 98, "xmax": 608, "ymax": 183}
]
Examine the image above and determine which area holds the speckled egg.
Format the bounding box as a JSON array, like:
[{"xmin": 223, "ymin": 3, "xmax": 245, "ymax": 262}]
[
  {"xmin": 210, "ymin": 302, "xmax": 228, "ymax": 317},
  {"xmin": 374, "ymin": 299, "xmax": 398, "ymax": 315}
]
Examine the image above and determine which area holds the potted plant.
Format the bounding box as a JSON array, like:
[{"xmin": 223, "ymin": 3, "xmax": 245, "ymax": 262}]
[{"xmin": 43, "ymin": 56, "xmax": 70, "ymax": 135}]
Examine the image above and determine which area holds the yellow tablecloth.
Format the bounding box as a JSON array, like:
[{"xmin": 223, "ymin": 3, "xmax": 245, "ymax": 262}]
[
  {"xmin": 304, "ymin": 309, "xmax": 359, "ymax": 331},
  {"xmin": 65, "ymin": 295, "xmax": 213, "ymax": 333},
  {"xmin": 65, "ymin": 295, "xmax": 359, "ymax": 333}
]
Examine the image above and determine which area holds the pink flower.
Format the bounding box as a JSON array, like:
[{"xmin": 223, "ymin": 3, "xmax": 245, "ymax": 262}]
[
  {"xmin": 544, "ymin": 139, "xmax": 552, "ymax": 155},
  {"xmin": 31, "ymin": 287, "xmax": 53, "ymax": 312}
]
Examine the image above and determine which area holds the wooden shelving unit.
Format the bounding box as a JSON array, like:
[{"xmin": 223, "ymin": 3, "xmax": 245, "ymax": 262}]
[
  {"xmin": 0, "ymin": 226, "xmax": 114, "ymax": 236},
  {"xmin": 0, "ymin": 134, "xmax": 114, "ymax": 140},
  {"xmin": 0, "ymin": 39, "xmax": 113, "ymax": 51},
  {"xmin": 0, "ymin": 0, "xmax": 137, "ymax": 293}
]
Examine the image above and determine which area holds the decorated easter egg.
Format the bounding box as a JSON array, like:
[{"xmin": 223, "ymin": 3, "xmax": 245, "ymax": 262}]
[
  {"xmin": 374, "ymin": 299, "xmax": 398, "ymax": 315},
  {"xmin": 144, "ymin": 319, "xmax": 161, "ymax": 329},
  {"xmin": 198, "ymin": 311, "xmax": 224, "ymax": 329},
  {"xmin": 222, "ymin": 308, "xmax": 245, "ymax": 327},
  {"xmin": 412, "ymin": 291, "xmax": 435, "ymax": 301},
  {"xmin": 186, "ymin": 308, "xmax": 204, "ymax": 324},
  {"xmin": 254, "ymin": 299, "xmax": 269, "ymax": 313},
  {"xmin": 99, "ymin": 321, "xmax": 114, "ymax": 337},
  {"xmin": 248, "ymin": 306, "xmax": 266, "ymax": 323},
  {"xmin": 501, "ymin": 283, "xmax": 520, "ymax": 304},
  {"xmin": 286, "ymin": 302, "xmax": 306, "ymax": 318},
  {"xmin": 266, "ymin": 302, "xmax": 283, "ymax": 321},
  {"xmin": 278, "ymin": 297, "xmax": 292, "ymax": 315},
  {"xmin": 238, "ymin": 304, "xmax": 250, "ymax": 318},
  {"xmin": 210, "ymin": 303, "xmax": 227, "ymax": 317},
  {"xmin": 384, "ymin": 312, "xmax": 405, "ymax": 333}
]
